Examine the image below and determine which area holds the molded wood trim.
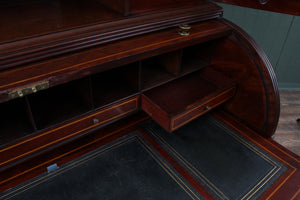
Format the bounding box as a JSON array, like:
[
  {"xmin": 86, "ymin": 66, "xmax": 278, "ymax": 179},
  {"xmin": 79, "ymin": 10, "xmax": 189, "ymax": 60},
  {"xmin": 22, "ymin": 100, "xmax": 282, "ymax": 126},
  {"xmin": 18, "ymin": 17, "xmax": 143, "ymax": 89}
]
[
  {"xmin": 0, "ymin": 3, "xmax": 222, "ymax": 70},
  {"xmin": 216, "ymin": 19, "xmax": 280, "ymax": 138}
]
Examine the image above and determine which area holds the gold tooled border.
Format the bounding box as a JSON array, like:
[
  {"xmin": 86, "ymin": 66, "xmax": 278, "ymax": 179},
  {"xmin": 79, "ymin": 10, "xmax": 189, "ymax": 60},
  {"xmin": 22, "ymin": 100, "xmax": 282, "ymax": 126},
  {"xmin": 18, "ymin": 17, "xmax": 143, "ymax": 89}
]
[
  {"xmin": 1, "ymin": 134, "xmax": 202, "ymax": 200},
  {"xmin": 145, "ymin": 117, "xmax": 285, "ymax": 200},
  {"xmin": 214, "ymin": 114, "xmax": 299, "ymax": 200},
  {"xmin": 0, "ymin": 115, "xmax": 147, "ymax": 186}
]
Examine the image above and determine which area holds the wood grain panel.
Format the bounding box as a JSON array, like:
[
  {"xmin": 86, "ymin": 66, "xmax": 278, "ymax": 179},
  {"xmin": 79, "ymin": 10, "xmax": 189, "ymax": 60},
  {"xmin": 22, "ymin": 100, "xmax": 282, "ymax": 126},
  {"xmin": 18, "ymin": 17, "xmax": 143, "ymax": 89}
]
[{"xmin": 211, "ymin": 19, "xmax": 280, "ymax": 137}]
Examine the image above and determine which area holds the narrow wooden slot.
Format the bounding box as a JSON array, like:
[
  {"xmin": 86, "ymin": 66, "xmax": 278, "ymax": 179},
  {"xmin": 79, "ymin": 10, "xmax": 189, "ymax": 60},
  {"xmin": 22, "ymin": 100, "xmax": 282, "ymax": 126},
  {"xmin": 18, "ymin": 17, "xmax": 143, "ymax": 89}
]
[
  {"xmin": 141, "ymin": 51, "xmax": 181, "ymax": 90},
  {"xmin": 181, "ymin": 41, "xmax": 215, "ymax": 75},
  {"xmin": 28, "ymin": 77, "xmax": 92, "ymax": 130},
  {"xmin": 91, "ymin": 63, "xmax": 139, "ymax": 108},
  {"xmin": 0, "ymin": 98, "xmax": 34, "ymax": 146},
  {"xmin": 141, "ymin": 67, "xmax": 236, "ymax": 132}
]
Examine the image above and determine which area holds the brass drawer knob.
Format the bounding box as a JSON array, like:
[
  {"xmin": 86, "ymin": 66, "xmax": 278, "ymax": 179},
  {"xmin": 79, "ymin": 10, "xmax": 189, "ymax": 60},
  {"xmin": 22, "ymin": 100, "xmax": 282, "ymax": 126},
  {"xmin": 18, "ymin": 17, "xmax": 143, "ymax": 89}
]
[
  {"xmin": 178, "ymin": 24, "xmax": 191, "ymax": 36},
  {"xmin": 93, "ymin": 118, "xmax": 100, "ymax": 124}
]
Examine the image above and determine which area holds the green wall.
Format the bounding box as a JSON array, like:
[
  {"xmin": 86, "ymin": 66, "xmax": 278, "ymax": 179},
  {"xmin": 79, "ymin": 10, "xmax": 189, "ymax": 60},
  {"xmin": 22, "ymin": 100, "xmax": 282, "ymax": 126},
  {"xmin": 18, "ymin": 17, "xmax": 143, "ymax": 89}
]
[{"xmin": 218, "ymin": 3, "xmax": 300, "ymax": 89}]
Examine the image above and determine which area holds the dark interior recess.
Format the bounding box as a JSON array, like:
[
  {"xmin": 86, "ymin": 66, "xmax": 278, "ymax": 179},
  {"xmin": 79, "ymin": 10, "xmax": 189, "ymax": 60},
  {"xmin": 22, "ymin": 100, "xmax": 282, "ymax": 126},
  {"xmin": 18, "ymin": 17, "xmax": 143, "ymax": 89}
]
[
  {"xmin": 141, "ymin": 41, "xmax": 216, "ymax": 91},
  {"xmin": 28, "ymin": 77, "xmax": 92, "ymax": 130},
  {"xmin": 143, "ymin": 67, "xmax": 230, "ymax": 116},
  {"xmin": 181, "ymin": 41, "xmax": 215, "ymax": 75},
  {"xmin": 91, "ymin": 63, "xmax": 139, "ymax": 108},
  {"xmin": 141, "ymin": 54, "xmax": 178, "ymax": 90},
  {"xmin": 0, "ymin": 98, "xmax": 34, "ymax": 146}
]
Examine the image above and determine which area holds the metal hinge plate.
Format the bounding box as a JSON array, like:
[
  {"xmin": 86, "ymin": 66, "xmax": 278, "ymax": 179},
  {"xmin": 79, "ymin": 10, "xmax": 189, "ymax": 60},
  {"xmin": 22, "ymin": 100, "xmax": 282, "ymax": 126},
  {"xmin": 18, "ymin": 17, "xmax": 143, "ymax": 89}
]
[{"xmin": 8, "ymin": 81, "xmax": 49, "ymax": 100}]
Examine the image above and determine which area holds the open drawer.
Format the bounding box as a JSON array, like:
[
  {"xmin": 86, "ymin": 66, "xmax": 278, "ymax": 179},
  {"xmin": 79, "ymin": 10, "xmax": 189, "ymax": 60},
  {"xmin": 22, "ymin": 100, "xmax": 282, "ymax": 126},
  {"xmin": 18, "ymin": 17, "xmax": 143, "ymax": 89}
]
[{"xmin": 141, "ymin": 67, "xmax": 236, "ymax": 132}]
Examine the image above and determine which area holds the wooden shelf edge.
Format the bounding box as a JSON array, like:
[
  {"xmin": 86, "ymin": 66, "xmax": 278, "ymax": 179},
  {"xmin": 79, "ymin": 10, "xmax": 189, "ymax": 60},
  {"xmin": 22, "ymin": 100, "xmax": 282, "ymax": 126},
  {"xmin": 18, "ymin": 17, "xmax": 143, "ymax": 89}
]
[
  {"xmin": 0, "ymin": 3, "xmax": 222, "ymax": 70},
  {"xmin": 0, "ymin": 96, "xmax": 139, "ymax": 172},
  {"xmin": 0, "ymin": 111, "xmax": 150, "ymax": 193}
]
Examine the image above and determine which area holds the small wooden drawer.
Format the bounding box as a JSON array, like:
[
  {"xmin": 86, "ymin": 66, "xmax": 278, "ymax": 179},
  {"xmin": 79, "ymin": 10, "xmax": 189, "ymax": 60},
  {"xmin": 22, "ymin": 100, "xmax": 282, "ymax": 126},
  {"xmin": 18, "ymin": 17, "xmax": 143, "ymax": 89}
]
[
  {"xmin": 141, "ymin": 67, "xmax": 236, "ymax": 132},
  {"xmin": 0, "ymin": 96, "xmax": 139, "ymax": 170}
]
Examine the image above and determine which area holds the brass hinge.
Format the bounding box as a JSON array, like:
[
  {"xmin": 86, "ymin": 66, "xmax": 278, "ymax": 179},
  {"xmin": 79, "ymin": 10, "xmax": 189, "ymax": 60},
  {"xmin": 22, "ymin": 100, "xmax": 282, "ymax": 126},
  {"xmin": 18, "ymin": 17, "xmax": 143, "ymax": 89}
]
[{"xmin": 8, "ymin": 81, "xmax": 50, "ymax": 100}]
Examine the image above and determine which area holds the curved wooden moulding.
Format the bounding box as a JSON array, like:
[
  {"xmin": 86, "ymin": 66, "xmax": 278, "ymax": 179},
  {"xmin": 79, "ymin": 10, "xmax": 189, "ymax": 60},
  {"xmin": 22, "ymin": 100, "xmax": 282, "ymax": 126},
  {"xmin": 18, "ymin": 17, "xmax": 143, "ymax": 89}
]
[
  {"xmin": 212, "ymin": 19, "xmax": 279, "ymax": 138},
  {"xmin": 0, "ymin": 2, "xmax": 222, "ymax": 70}
]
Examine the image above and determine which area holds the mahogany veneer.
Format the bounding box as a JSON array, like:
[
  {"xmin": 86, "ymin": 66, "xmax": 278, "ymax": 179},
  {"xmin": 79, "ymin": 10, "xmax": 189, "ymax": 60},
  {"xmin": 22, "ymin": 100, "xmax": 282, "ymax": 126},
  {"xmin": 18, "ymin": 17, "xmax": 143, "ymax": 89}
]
[
  {"xmin": 0, "ymin": 1, "xmax": 222, "ymax": 70},
  {"xmin": 0, "ymin": 0, "xmax": 298, "ymax": 198}
]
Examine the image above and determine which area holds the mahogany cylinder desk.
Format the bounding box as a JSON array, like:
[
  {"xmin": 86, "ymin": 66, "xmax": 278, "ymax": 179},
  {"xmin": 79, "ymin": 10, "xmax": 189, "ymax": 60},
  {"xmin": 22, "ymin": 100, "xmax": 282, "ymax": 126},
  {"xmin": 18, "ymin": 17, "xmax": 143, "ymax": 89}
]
[{"xmin": 0, "ymin": 0, "xmax": 299, "ymax": 199}]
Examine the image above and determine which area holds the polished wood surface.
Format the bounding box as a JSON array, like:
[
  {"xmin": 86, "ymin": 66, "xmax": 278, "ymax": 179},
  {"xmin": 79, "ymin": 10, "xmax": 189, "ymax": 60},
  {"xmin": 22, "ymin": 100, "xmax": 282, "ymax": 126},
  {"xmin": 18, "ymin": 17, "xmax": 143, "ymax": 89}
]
[
  {"xmin": 211, "ymin": 19, "xmax": 280, "ymax": 137},
  {"xmin": 0, "ymin": 19, "xmax": 235, "ymax": 171},
  {"xmin": 213, "ymin": 0, "xmax": 300, "ymax": 16},
  {"xmin": 274, "ymin": 90, "xmax": 300, "ymax": 156},
  {"xmin": 0, "ymin": 1, "xmax": 292, "ymax": 197},
  {"xmin": 0, "ymin": 20, "xmax": 231, "ymax": 104},
  {"xmin": 0, "ymin": 2, "xmax": 222, "ymax": 70}
]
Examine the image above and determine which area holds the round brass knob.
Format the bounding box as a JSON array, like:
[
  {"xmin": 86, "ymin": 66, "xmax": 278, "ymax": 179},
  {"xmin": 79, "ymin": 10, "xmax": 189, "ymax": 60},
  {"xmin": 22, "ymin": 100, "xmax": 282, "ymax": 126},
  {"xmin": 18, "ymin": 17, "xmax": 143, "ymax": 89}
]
[{"xmin": 178, "ymin": 24, "xmax": 191, "ymax": 36}]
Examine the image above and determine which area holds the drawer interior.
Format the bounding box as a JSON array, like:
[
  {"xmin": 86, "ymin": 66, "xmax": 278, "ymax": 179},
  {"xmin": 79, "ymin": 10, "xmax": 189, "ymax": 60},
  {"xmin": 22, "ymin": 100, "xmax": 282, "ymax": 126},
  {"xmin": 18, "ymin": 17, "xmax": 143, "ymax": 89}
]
[{"xmin": 141, "ymin": 67, "xmax": 236, "ymax": 132}]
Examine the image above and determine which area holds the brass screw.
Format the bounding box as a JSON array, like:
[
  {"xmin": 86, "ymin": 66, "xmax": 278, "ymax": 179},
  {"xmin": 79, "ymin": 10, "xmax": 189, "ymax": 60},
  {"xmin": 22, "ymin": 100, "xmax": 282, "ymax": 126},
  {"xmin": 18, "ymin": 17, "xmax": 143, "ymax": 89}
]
[
  {"xmin": 17, "ymin": 90, "xmax": 24, "ymax": 97},
  {"xmin": 32, "ymin": 86, "xmax": 37, "ymax": 93}
]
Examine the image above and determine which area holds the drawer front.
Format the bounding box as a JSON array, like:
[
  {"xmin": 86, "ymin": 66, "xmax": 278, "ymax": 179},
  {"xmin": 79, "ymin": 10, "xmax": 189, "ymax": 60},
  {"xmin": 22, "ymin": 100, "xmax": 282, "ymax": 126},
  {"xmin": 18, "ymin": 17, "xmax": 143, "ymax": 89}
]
[
  {"xmin": 0, "ymin": 96, "xmax": 139, "ymax": 169},
  {"xmin": 141, "ymin": 94, "xmax": 171, "ymax": 132},
  {"xmin": 171, "ymin": 87, "xmax": 235, "ymax": 131}
]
